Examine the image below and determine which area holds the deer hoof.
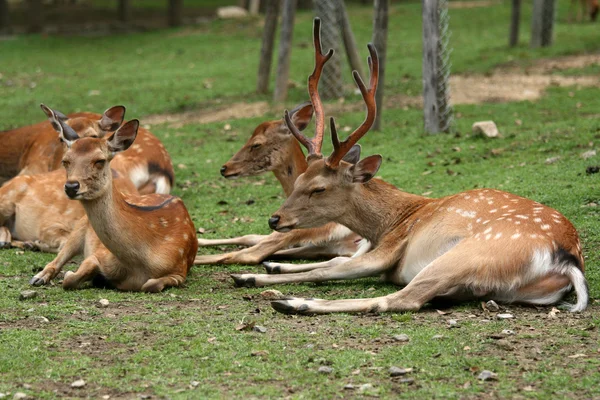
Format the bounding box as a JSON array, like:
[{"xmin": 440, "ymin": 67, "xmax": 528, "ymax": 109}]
[
  {"xmin": 29, "ymin": 275, "xmax": 47, "ymax": 286},
  {"xmin": 271, "ymin": 300, "xmax": 310, "ymax": 314},
  {"xmin": 0, "ymin": 241, "xmax": 10, "ymax": 249},
  {"xmin": 231, "ymin": 274, "xmax": 256, "ymax": 288},
  {"xmin": 263, "ymin": 262, "xmax": 281, "ymax": 274}
]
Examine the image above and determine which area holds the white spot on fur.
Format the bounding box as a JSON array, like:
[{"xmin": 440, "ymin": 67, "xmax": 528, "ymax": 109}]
[
  {"xmin": 476, "ymin": 218, "xmax": 482, "ymax": 223},
  {"xmin": 488, "ymin": 201, "xmax": 494, "ymax": 205},
  {"xmin": 178, "ymin": 248, "xmax": 184, "ymax": 256},
  {"xmin": 183, "ymin": 233, "xmax": 189, "ymax": 240},
  {"xmin": 534, "ymin": 217, "xmax": 542, "ymax": 223},
  {"xmin": 484, "ymin": 227, "xmax": 492, "ymax": 234},
  {"xmin": 482, "ymin": 220, "xmax": 490, "ymax": 225},
  {"xmin": 511, "ymin": 233, "xmax": 521, "ymax": 239},
  {"xmin": 501, "ymin": 205, "xmax": 508, "ymax": 209},
  {"xmin": 155, "ymin": 176, "xmax": 171, "ymax": 194},
  {"xmin": 457, "ymin": 209, "xmax": 476, "ymax": 218},
  {"xmin": 489, "ymin": 209, "xmax": 497, "ymax": 213},
  {"xmin": 540, "ymin": 224, "xmax": 551, "ymax": 231},
  {"xmin": 516, "ymin": 215, "xmax": 528, "ymax": 220},
  {"xmin": 485, "ymin": 234, "xmax": 492, "ymax": 240},
  {"xmin": 494, "ymin": 232, "xmax": 502, "ymax": 239},
  {"xmin": 530, "ymin": 234, "xmax": 538, "ymax": 239}
]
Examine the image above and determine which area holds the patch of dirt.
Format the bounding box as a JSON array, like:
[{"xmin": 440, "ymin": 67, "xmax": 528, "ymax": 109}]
[{"xmin": 142, "ymin": 53, "xmax": 600, "ymax": 128}]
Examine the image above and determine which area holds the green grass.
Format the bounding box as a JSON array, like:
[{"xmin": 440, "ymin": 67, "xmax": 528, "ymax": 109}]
[{"xmin": 1, "ymin": 2, "xmax": 600, "ymax": 399}]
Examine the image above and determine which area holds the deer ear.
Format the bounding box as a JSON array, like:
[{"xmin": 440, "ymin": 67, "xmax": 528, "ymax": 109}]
[
  {"xmin": 342, "ymin": 144, "xmax": 361, "ymax": 165},
  {"xmin": 287, "ymin": 102, "xmax": 313, "ymax": 132},
  {"xmin": 107, "ymin": 119, "xmax": 139, "ymax": 154},
  {"xmin": 99, "ymin": 105, "xmax": 126, "ymax": 132},
  {"xmin": 350, "ymin": 154, "xmax": 382, "ymax": 183}
]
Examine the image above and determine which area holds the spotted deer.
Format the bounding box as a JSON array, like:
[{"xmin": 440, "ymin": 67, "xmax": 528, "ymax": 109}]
[
  {"xmin": 0, "ymin": 105, "xmax": 175, "ymax": 252},
  {"xmin": 231, "ymin": 18, "xmax": 588, "ymax": 314},
  {"xmin": 32, "ymin": 116, "xmax": 197, "ymax": 291},
  {"xmin": 194, "ymin": 104, "xmax": 369, "ymax": 266}
]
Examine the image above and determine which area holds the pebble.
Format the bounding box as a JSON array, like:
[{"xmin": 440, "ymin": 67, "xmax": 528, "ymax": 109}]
[
  {"xmin": 0, "ymin": 394, "xmax": 5, "ymax": 399},
  {"xmin": 343, "ymin": 384, "xmax": 355, "ymax": 390},
  {"xmin": 399, "ymin": 378, "xmax": 414, "ymax": 384},
  {"xmin": 502, "ymin": 329, "xmax": 515, "ymax": 335},
  {"xmin": 102, "ymin": 396, "xmax": 111, "ymax": 399},
  {"xmin": 477, "ymin": 370, "xmax": 498, "ymax": 381},
  {"xmin": 71, "ymin": 379, "xmax": 85, "ymax": 388},
  {"xmin": 318, "ymin": 366, "xmax": 333, "ymax": 374},
  {"xmin": 190, "ymin": 381, "xmax": 200, "ymax": 388},
  {"xmin": 19, "ymin": 290, "xmax": 37, "ymax": 300},
  {"xmin": 389, "ymin": 366, "xmax": 412, "ymax": 377},
  {"xmin": 252, "ymin": 325, "xmax": 267, "ymax": 333},
  {"xmin": 495, "ymin": 339, "xmax": 515, "ymax": 351},
  {"xmin": 448, "ymin": 319, "xmax": 459, "ymax": 327},
  {"xmin": 472, "ymin": 121, "xmax": 499, "ymax": 138},
  {"xmin": 359, "ymin": 384, "xmax": 373, "ymax": 393},
  {"xmin": 485, "ymin": 300, "xmax": 499, "ymax": 312},
  {"xmin": 432, "ymin": 334, "xmax": 445, "ymax": 340},
  {"xmin": 21, "ymin": 385, "xmax": 31, "ymax": 390},
  {"xmin": 97, "ymin": 299, "xmax": 110, "ymax": 308},
  {"xmin": 392, "ymin": 334, "xmax": 409, "ymax": 342},
  {"xmin": 497, "ymin": 313, "xmax": 514, "ymax": 319},
  {"xmin": 13, "ymin": 393, "xmax": 27, "ymax": 400}
]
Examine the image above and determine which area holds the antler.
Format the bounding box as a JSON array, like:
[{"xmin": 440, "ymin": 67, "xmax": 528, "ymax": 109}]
[
  {"xmin": 326, "ymin": 43, "xmax": 379, "ymax": 167},
  {"xmin": 284, "ymin": 17, "xmax": 333, "ymax": 157}
]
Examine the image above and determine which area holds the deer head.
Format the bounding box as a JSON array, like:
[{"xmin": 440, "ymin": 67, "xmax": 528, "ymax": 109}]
[
  {"xmin": 41, "ymin": 104, "xmax": 126, "ymax": 139},
  {"xmin": 268, "ymin": 18, "xmax": 381, "ymax": 232},
  {"xmin": 47, "ymin": 107, "xmax": 139, "ymax": 200},
  {"xmin": 220, "ymin": 102, "xmax": 314, "ymax": 179}
]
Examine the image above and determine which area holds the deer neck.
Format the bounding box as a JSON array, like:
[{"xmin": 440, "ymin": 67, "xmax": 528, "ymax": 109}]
[
  {"xmin": 335, "ymin": 179, "xmax": 430, "ymax": 245},
  {"xmin": 272, "ymin": 140, "xmax": 307, "ymax": 197},
  {"xmin": 79, "ymin": 177, "xmax": 137, "ymax": 261}
]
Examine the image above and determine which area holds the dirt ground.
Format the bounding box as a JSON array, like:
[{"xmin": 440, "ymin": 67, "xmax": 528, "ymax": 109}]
[{"xmin": 144, "ymin": 53, "xmax": 600, "ymax": 128}]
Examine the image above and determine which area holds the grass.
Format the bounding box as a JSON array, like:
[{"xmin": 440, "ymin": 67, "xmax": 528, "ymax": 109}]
[{"xmin": 1, "ymin": 1, "xmax": 600, "ymax": 398}]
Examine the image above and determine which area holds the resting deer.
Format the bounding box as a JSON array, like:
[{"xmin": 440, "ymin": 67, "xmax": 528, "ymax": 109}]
[
  {"xmin": 231, "ymin": 18, "xmax": 588, "ymax": 314},
  {"xmin": 194, "ymin": 104, "xmax": 369, "ymax": 266},
  {"xmin": 1, "ymin": 105, "xmax": 174, "ymax": 194},
  {"xmin": 33, "ymin": 117, "xmax": 197, "ymax": 291},
  {"xmin": 0, "ymin": 105, "xmax": 175, "ymax": 252}
]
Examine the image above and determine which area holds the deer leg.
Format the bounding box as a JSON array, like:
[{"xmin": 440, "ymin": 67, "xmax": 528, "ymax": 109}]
[
  {"xmin": 263, "ymin": 257, "xmax": 351, "ymax": 274},
  {"xmin": 232, "ymin": 241, "xmax": 402, "ymax": 287},
  {"xmin": 0, "ymin": 226, "xmax": 11, "ymax": 248},
  {"xmin": 62, "ymin": 256, "xmax": 100, "ymax": 290},
  {"xmin": 269, "ymin": 245, "xmax": 348, "ymax": 260},
  {"xmin": 31, "ymin": 219, "xmax": 87, "ymax": 286},
  {"xmin": 141, "ymin": 274, "xmax": 186, "ymax": 293},
  {"xmin": 197, "ymin": 234, "xmax": 268, "ymax": 247}
]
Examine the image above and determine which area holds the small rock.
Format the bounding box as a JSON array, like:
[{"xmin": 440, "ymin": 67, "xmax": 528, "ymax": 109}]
[
  {"xmin": 432, "ymin": 334, "xmax": 444, "ymax": 340},
  {"xmin": 399, "ymin": 378, "xmax": 415, "ymax": 384},
  {"xmin": 448, "ymin": 319, "xmax": 459, "ymax": 327},
  {"xmin": 97, "ymin": 299, "xmax": 110, "ymax": 308},
  {"xmin": 359, "ymin": 383, "xmax": 374, "ymax": 393},
  {"xmin": 392, "ymin": 334, "xmax": 410, "ymax": 342},
  {"xmin": 501, "ymin": 329, "xmax": 515, "ymax": 335},
  {"xmin": 497, "ymin": 313, "xmax": 514, "ymax": 320},
  {"xmin": 545, "ymin": 156, "xmax": 561, "ymax": 165},
  {"xmin": 21, "ymin": 385, "xmax": 31, "ymax": 390},
  {"xmin": 343, "ymin": 384, "xmax": 355, "ymax": 390},
  {"xmin": 217, "ymin": 6, "xmax": 248, "ymax": 19},
  {"xmin": 36, "ymin": 316, "xmax": 49, "ymax": 323},
  {"xmin": 102, "ymin": 396, "xmax": 111, "ymax": 399},
  {"xmin": 484, "ymin": 300, "xmax": 499, "ymax": 312},
  {"xmin": 581, "ymin": 150, "xmax": 596, "ymax": 160},
  {"xmin": 389, "ymin": 366, "xmax": 412, "ymax": 377},
  {"xmin": 71, "ymin": 379, "xmax": 85, "ymax": 388},
  {"xmin": 523, "ymin": 385, "xmax": 535, "ymax": 392},
  {"xmin": 318, "ymin": 366, "xmax": 333, "ymax": 374},
  {"xmin": 477, "ymin": 370, "xmax": 498, "ymax": 381},
  {"xmin": 19, "ymin": 290, "xmax": 37, "ymax": 300},
  {"xmin": 0, "ymin": 393, "xmax": 6, "ymax": 399},
  {"xmin": 13, "ymin": 393, "xmax": 27, "ymax": 400},
  {"xmin": 495, "ymin": 339, "xmax": 514, "ymax": 351},
  {"xmin": 138, "ymin": 395, "xmax": 151, "ymax": 400},
  {"xmin": 472, "ymin": 121, "xmax": 499, "ymax": 138},
  {"xmin": 252, "ymin": 325, "xmax": 267, "ymax": 333},
  {"xmin": 190, "ymin": 381, "xmax": 200, "ymax": 388},
  {"xmin": 259, "ymin": 289, "xmax": 284, "ymax": 300}
]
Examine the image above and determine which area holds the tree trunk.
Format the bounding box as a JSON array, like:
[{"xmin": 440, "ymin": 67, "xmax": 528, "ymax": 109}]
[
  {"xmin": 169, "ymin": 0, "xmax": 184, "ymax": 27},
  {"xmin": 509, "ymin": 0, "xmax": 520, "ymax": 47},
  {"xmin": 257, "ymin": 0, "xmax": 280, "ymax": 94},
  {"xmin": 314, "ymin": 0, "xmax": 343, "ymax": 99},
  {"xmin": 274, "ymin": 0, "xmax": 297, "ymax": 102},
  {"xmin": 249, "ymin": 0, "xmax": 260, "ymax": 15},
  {"xmin": 372, "ymin": 0, "xmax": 389, "ymax": 131},
  {"xmin": 28, "ymin": 0, "xmax": 43, "ymax": 33},
  {"xmin": 0, "ymin": 0, "xmax": 9, "ymax": 32},
  {"xmin": 339, "ymin": 0, "xmax": 364, "ymax": 78},
  {"xmin": 118, "ymin": 0, "xmax": 131, "ymax": 22},
  {"xmin": 531, "ymin": 0, "xmax": 555, "ymax": 47}
]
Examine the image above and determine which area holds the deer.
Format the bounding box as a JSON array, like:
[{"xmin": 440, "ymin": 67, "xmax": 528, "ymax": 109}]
[
  {"xmin": 230, "ymin": 18, "xmax": 588, "ymax": 315},
  {"xmin": 1, "ymin": 105, "xmax": 174, "ymax": 195},
  {"xmin": 0, "ymin": 105, "xmax": 175, "ymax": 252},
  {"xmin": 569, "ymin": 0, "xmax": 599, "ymax": 22},
  {"xmin": 30, "ymin": 115, "xmax": 198, "ymax": 292},
  {"xmin": 194, "ymin": 103, "xmax": 370, "ymax": 266}
]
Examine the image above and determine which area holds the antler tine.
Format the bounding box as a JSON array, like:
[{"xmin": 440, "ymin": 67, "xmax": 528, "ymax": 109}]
[
  {"xmin": 306, "ymin": 17, "xmax": 333, "ymax": 156},
  {"xmin": 284, "ymin": 109, "xmax": 315, "ymax": 154},
  {"xmin": 327, "ymin": 43, "xmax": 379, "ymax": 167}
]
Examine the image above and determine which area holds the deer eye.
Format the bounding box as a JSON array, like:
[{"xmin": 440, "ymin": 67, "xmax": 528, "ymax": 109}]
[
  {"xmin": 251, "ymin": 143, "xmax": 262, "ymax": 150},
  {"xmin": 310, "ymin": 187, "xmax": 326, "ymax": 197},
  {"xmin": 61, "ymin": 160, "xmax": 70, "ymax": 168},
  {"xmin": 94, "ymin": 160, "xmax": 106, "ymax": 168}
]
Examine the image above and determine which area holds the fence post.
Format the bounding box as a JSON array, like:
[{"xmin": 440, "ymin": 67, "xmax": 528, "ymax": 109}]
[
  {"xmin": 119, "ymin": 0, "xmax": 131, "ymax": 22},
  {"xmin": 531, "ymin": 0, "xmax": 555, "ymax": 47},
  {"xmin": 257, "ymin": 0, "xmax": 280, "ymax": 94},
  {"xmin": 372, "ymin": 0, "xmax": 389, "ymax": 131},
  {"xmin": 28, "ymin": 0, "xmax": 43, "ymax": 33},
  {"xmin": 274, "ymin": 0, "xmax": 297, "ymax": 102},
  {"xmin": 169, "ymin": 0, "xmax": 184, "ymax": 27},
  {"xmin": 509, "ymin": 0, "xmax": 520, "ymax": 47}
]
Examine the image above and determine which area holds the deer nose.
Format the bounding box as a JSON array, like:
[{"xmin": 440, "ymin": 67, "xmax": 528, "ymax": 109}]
[
  {"xmin": 64, "ymin": 181, "xmax": 80, "ymax": 198},
  {"xmin": 268, "ymin": 215, "xmax": 280, "ymax": 230},
  {"xmin": 220, "ymin": 166, "xmax": 228, "ymax": 177}
]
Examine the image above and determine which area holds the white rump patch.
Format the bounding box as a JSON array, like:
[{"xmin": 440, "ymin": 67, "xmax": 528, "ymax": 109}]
[{"xmin": 155, "ymin": 176, "xmax": 171, "ymax": 194}]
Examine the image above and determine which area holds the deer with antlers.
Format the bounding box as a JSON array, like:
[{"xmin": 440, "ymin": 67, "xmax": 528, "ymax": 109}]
[
  {"xmin": 30, "ymin": 115, "xmax": 197, "ymax": 291},
  {"xmin": 0, "ymin": 105, "xmax": 175, "ymax": 252},
  {"xmin": 194, "ymin": 102, "xmax": 369, "ymax": 266},
  {"xmin": 230, "ymin": 18, "xmax": 588, "ymax": 314}
]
